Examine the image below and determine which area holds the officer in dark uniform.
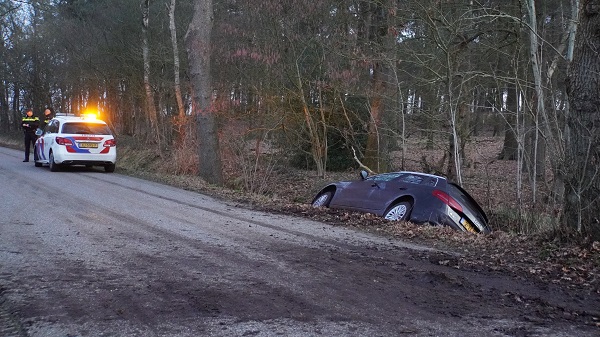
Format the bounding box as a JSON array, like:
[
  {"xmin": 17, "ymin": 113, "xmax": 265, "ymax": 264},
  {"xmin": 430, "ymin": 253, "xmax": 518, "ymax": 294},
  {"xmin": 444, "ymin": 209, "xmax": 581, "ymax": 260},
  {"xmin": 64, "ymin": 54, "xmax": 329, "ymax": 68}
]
[
  {"xmin": 21, "ymin": 109, "xmax": 40, "ymax": 162},
  {"xmin": 42, "ymin": 107, "xmax": 53, "ymax": 128}
]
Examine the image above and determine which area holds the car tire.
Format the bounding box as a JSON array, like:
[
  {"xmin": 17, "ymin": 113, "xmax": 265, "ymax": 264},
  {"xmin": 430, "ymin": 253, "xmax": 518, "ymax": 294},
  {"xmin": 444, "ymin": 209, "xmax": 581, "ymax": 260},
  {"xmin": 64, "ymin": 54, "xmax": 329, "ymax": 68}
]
[
  {"xmin": 384, "ymin": 201, "xmax": 412, "ymax": 221},
  {"xmin": 49, "ymin": 152, "xmax": 60, "ymax": 172},
  {"xmin": 33, "ymin": 145, "xmax": 41, "ymax": 167},
  {"xmin": 104, "ymin": 163, "xmax": 116, "ymax": 173},
  {"xmin": 312, "ymin": 191, "xmax": 333, "ymax": 207}
]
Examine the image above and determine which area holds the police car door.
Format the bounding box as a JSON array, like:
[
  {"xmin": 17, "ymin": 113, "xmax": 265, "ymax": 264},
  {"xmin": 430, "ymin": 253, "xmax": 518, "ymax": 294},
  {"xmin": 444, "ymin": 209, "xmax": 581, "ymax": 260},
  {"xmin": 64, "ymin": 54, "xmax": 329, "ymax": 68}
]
[{"xmin": 41, "ymin": 120, "xmax": 58, "ymax": 161}]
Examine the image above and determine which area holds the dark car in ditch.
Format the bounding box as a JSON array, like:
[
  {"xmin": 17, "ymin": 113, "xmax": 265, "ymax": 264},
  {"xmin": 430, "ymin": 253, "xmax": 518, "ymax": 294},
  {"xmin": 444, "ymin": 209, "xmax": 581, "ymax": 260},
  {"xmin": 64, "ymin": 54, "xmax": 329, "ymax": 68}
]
[{"xmin": 311, "ymin": 170, "xmax": 490, "ymax": 234}]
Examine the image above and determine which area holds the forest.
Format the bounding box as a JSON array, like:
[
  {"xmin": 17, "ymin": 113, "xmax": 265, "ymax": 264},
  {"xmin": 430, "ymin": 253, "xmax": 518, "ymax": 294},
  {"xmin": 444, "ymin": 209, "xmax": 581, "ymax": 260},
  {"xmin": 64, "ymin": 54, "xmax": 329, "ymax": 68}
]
[{"xmin": 0, "ymin": 0, "xmax": 599, "ymax": 240}]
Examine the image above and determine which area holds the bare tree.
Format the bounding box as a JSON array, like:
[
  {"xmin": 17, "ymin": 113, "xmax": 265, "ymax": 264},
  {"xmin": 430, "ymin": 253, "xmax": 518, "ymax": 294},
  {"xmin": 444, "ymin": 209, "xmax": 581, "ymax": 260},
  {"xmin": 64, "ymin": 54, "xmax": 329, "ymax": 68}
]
[
  {"xmin": 167, "ymin": 0, "xmax": 187, "ymax": 144},
  {"xmin": 524, "ymin": 0, "xmax": 545, "ymax": 202},
  {"xmin": 353, "ymin": 0, "xmax": 398, "ymax": 173},
  {"xmin": 564, "ymin": 0, "xmax": 600, "ymax": 239},
  {"xmin": 186, "ymin": 0, "xmax": 223, "ymax": 185},
  {"xmin": 141, "ymin": 0, "xmax": 160, "ymax": 146}
]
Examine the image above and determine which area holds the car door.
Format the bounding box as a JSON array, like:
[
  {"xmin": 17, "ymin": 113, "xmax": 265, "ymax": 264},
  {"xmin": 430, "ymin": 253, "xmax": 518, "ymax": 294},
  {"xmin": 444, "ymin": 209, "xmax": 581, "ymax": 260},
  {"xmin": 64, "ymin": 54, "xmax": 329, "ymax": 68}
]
[
  {"xmin": 334, "ymin": 179, "xmax": 382, "ymax": 212},
  {"xmin": 40, "ymin": 120, "xmax": 58, "ymax": 161},
  {"xmin": 335, "ymin": 173, "xmax": 403, "ymax": 213},
  {"xmin": 363, "ymin": 174, "xmax": 415, "ymax": 213},
  {"xmin": 367, "ymin": 173, "xmax": 428, "ymax": 213}
]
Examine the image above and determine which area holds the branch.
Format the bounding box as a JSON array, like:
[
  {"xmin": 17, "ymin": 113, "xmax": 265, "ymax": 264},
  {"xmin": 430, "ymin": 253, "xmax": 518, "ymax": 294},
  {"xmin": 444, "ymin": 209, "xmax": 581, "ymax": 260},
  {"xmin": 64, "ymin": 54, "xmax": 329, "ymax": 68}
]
[{"xmin": 351, "ymin": 147, "xmax": 376, "ymax": 175}]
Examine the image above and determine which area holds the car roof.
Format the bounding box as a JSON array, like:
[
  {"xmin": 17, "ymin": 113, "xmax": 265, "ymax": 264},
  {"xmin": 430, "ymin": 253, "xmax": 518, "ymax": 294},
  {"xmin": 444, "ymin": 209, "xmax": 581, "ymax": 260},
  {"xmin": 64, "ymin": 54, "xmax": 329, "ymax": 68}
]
[
  {"xmin": 383, "ymin": 171, "xmax": 448, "ymax": 181},
  {"xmin": 52, "ymin": 114, "xmax": 108, "ymax": 124}
]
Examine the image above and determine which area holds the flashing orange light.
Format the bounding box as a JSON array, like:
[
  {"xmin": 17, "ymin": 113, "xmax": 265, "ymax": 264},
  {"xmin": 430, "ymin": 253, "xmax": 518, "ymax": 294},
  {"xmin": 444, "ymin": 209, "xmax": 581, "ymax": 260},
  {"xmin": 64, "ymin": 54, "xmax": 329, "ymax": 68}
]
[{"xmin": 81, "ymin": 107, "xmax": 99, "ymax": 120}]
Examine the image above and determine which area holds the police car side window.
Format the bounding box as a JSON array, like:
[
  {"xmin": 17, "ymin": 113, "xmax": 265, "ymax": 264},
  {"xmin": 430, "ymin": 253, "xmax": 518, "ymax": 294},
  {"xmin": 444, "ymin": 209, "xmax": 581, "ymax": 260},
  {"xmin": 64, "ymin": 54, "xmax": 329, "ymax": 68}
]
[
  {"xmin": 48, "ymin": 121, "xmax": 59, "ymax": 134},
  {"xmin": 44, "ymin": 121, "xmax": 52, "ymax": 134}
]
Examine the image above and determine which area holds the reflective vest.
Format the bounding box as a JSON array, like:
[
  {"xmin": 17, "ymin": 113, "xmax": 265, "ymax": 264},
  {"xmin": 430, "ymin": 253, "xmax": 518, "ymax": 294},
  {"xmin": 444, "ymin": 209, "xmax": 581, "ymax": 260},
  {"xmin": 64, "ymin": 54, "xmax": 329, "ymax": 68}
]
[{"xmin": 22, "ymin": 116, "xmax": 40, "ymax": 133}]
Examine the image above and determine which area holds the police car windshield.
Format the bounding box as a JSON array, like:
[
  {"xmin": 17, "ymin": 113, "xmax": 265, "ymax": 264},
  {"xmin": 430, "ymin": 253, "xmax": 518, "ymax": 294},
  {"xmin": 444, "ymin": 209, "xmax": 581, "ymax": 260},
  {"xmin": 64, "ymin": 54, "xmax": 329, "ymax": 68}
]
[{"xmin": 61, "ymin": 122, "xmax": 112, "ymax": 135}]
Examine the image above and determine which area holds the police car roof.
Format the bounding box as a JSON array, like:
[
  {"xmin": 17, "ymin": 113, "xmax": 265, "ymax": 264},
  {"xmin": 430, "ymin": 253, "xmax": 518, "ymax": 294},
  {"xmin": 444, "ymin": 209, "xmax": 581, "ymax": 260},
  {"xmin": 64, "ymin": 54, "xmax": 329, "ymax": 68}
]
[{"xmin": 53, "ymin": 113, "xmax": 106, "ymax": 123}]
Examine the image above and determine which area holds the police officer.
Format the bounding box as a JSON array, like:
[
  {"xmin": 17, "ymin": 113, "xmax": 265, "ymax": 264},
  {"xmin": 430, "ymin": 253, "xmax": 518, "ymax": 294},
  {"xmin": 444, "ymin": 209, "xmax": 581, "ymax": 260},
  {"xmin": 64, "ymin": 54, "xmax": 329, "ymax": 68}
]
[
  {"xmin": 42, "ymin": 107, "xmax": 53, "ymax": 128},
  {"xmin": 21, "ymin": 109, "xmax": 39, "ymax": 162}
]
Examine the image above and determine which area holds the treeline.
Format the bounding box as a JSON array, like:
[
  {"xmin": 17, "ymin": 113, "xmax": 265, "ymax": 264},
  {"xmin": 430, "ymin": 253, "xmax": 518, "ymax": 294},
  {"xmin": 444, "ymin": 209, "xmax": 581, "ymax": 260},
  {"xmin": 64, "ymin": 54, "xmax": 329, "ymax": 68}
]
[{"xmin": 0, "ymin": 0, "xmax": 598, "ymax": 240}]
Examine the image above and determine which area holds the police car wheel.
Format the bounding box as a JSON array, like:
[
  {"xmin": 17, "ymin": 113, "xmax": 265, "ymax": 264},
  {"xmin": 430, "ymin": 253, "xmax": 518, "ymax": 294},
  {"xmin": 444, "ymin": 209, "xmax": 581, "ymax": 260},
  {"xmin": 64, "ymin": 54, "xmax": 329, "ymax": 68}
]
[
  {"xmin": 49, "ymin": 152, "xmax": 60, "ymax": 172},
  {"xmin": 104, "ymin": 164, "xmax": 116, "ymax": 173}
]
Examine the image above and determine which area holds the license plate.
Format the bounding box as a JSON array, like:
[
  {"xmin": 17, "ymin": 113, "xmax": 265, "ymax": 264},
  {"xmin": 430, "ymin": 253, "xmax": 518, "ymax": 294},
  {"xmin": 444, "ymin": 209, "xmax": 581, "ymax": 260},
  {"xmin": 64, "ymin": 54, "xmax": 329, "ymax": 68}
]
[
  {"xmin": 460, "ymin": 218, "xmax": 476, "ymax": 233},
  {"xmin": 79, "ymin": 142, "xmax": 98, "ymax": 148}
]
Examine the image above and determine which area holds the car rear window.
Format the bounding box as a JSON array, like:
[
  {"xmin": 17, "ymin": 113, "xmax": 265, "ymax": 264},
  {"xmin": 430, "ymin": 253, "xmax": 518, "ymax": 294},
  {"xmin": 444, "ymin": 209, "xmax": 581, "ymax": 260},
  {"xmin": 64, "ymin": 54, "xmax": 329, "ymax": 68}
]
[{"xmin": 61, "ymin": 122, "xmax": 112, "ymax": 135}]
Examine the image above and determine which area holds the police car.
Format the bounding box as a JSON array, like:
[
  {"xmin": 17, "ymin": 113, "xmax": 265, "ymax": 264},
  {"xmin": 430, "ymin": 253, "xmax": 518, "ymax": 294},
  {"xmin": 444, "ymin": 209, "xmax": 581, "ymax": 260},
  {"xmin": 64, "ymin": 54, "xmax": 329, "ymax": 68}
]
[{"xmin": 34, "ymin": 113, "xmax": 117, "ymax": 172}]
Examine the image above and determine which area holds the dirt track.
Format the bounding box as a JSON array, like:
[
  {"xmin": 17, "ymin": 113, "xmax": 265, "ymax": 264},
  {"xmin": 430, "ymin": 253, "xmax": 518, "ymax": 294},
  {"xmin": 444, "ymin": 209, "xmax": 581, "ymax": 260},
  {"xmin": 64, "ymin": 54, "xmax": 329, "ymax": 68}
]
[{"xmin": 0, "ymin": 146, "xmax": 598, "ymax": 336}]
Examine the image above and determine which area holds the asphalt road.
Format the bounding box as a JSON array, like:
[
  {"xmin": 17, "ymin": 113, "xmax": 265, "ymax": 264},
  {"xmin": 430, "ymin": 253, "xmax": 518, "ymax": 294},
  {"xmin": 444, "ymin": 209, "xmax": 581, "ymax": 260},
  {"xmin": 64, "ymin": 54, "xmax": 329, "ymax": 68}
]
[{"xmin": 0, "ymin": 146, "xmax": 598, "ymax": 337}]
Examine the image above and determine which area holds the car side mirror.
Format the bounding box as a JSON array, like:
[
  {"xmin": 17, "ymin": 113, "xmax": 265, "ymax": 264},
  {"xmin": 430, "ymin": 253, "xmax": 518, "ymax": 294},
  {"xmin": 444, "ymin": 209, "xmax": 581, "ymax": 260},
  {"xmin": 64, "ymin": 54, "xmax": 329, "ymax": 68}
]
[
  {"xmin": 360, "ymin": 170, "xmax": 369, "ymax": 180},
  {"xmin": 35, "ymin": 128, "xmax": 43, "ymax": 136}
]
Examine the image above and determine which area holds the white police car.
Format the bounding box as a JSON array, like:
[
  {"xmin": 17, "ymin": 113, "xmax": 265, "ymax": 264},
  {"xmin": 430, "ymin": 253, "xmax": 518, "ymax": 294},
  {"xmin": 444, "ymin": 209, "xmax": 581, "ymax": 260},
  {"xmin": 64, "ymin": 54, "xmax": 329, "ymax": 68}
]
[{"xmin": 34, "ymin": 113, "xmax": 117, "ymax": 172}]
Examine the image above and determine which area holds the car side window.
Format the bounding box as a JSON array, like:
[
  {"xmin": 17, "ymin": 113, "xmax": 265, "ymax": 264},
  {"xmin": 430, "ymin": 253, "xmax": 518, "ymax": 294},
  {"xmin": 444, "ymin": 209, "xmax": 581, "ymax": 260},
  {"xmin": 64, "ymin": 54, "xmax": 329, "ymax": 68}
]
[
  {"xmin": 398, "ymin": 174, "xmax": 424, "ymax": 185},
  {"xmin": 425, "ymin": 177, "xmax": 439, "ymax": 186},
  {"xmin": 365, "ymin": 172, "xmax": 439, "ymax": 186},
  {"xmin": 45, "ymin": 120, "xmax": 58, "ymax": 134},
  {"xmin": 366, "ymin": 172, "xmax": 404, "ymax": 182}
]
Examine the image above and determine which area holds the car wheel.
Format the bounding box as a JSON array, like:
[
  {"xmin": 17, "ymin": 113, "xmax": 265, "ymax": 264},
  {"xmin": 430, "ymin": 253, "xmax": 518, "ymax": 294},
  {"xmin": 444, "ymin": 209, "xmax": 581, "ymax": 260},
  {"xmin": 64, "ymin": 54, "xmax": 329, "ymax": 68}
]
[
  {"xmin": 312, "ymin": 191, "xmax": 333, "ymax": 207},
  {"xmin": 34, "ymin": 144, "xmax": 41, "ymax": 167},
  {"xmin": 49, "ymin": 152, "xmax": 60, "ymax": 172},
  {"xmin": 104, "ymin": 163, "xmax": 116, "ymax": 173},
  {"xmin": 384, "ymin": 201, "xmax": 412, "ymax": 221}
]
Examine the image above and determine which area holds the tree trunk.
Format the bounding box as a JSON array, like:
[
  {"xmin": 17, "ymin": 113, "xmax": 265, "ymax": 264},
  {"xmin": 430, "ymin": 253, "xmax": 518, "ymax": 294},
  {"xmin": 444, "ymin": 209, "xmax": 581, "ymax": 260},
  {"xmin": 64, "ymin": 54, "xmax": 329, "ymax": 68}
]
[
  {"xmin": 564, "ymin": 0, "xmax": 600, "ymax": 239},
  {"xmin": 0, "ymin": 79, "xmax": 7, "ymax": 133},
  {"xmin": 364, "ymin": 62, "xmax": 388, "ymax": 173},
  {"xmin": 185, "ymin": 0, "xmax": 223, "ymax": 186},
  {"xmin": 12, "ymin": 84, "xmax": 20, "ymax": 131},
  {"xmin": 141, "ymin": 0, "xmax": 160, "ymax": 147},
  {"xmin": 498, "ymin": 86, "xmax": 519, "ymax": 160},
  {"xmin": 552, "ymin": 0, "xmax": 580, "ymax": 205},
  {"xmin": 362, "ymin": 0, "xmax": 393, "ymax": 173},
  {"xmin": 293, "ymin": 59, "xmax": 326, "ymax": 177},
  {"xmin": 524, "ymin": 0, "xmax": 547, "ymax": 203},
  {"xmin": 168, "ymin": 0, "xmax": 187, "ymax": 145}
]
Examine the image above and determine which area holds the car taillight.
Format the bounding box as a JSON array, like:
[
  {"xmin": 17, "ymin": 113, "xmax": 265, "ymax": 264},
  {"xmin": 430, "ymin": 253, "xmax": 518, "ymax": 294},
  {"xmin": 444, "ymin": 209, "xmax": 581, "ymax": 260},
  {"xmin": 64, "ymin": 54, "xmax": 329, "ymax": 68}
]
[
  {"xmin": 104, "ymin": 139, "xmax": 116, "ymax": 147},
  {"xmin": 433, "ymin": 190, "xmax": 463, "ymax": 212},
  {"xmin": 56, "ymin": 137, "xmax": 73, "ymax": 146}
]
